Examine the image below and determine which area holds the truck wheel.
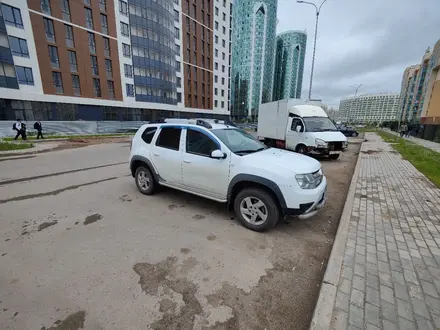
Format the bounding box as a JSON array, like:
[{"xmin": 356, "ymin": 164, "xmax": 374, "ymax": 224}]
[
  {"xmin": 234, "ymin": 188, "xmax": 279, "ymax": 232},
  {"xmin": 329, "ymin": 154, "xmax": 340, "ymax": 160},
  {"xmin": 296, "ymin": 144, "xmax": 307, "ymax": 154},
  {"xmin": 135, "ymin": 166, "xmax": 156, "ymax": 195}
]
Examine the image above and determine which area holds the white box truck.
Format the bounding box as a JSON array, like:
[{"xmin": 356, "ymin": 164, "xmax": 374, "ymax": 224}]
[{"xmin": 257, "ymin": 99, "xmax": 348, "ymax": 159}]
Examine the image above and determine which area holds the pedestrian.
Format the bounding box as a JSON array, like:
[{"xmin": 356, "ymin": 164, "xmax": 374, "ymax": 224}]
[
  {"xmin": 13, "ymin": 119, "xmax": 24, "ymax": 140},
  {"xmin": 34, "ymin": 121, "xmax": 44, "ymax": 139},
  {"xmin": 21, "ymin": 122, "xmax": 27, "ymax": 140},
  {"xmin": 399, "ymin": 124, "xmax": 406, "ymax": 138}
]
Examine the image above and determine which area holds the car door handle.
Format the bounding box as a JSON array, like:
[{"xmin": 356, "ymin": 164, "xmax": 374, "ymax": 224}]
[
  {"xmin": 183, "ymin": 159, "xmax": 191, "ymax": 163},
  {"xmin": 153, "ymin": 152, "xmax": 159, "ymax": 156}
]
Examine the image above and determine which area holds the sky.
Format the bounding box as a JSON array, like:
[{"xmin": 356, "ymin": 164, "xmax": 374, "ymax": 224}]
[{"xmin": 276, "ymin": 0, "xmax": 440, "ymax": 108}]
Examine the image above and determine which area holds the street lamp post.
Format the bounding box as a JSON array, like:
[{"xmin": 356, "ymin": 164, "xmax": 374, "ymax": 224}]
[
  {"xmin": 297, "ymin": 0, "xmax": 327, "ymax": 101},
  {"xmin": 348, "ymin": 84, "xmax": 362, "ymax": 124}
]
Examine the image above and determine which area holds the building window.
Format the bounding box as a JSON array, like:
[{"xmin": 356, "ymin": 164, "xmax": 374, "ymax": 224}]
[
  {"xmin": 16, "ymin": 66, "xmax": 34, "ymax": 85},
  {"xmin": 68, "ymin": 50, "xmax": 77, "ymax": 72},
  {"xmin": 177, "ymin": 92, "xmax": 181, "ymax": 103},
  {"xmin": 177, "ymin": 77, "xmax": 181, "ymax": 87},
  {"xmin": 215, "ymin": 36, "xmax": 218, "ymax": 44},
  {"xmin": 215, "ymin": 7, "xmax": 218, "ymax": 15},
  {"xmin": 221, "ymin": 101, "xmax": 224, "ymax": 108},
  {"xmin": 222, "ymin": 12, "xmax": 226, "ymax": 21},
  {"xmin": 41, "ymin": 0, "xmax": 51, "ymax": 14},
  {"xmin": 93, "ymin": 78, "xmax": 101, "ymax": 97},
  {"xmin": 48, "ymin": 45, "xmax": 59, "ymax": 69},
  {"xmin": 174, "ymin": 27, "xmax": 180, "ymax": 39},
  {"xmin": 52, "ymin": 72, "xmax": 63, "ymax": 93},
  {"xmin": 121, "ymin": 22, "xmax": 129, "ymax": 36},
  {"xmin": 90, "ymin": 55, "xmax": 99, "ymax": 76},
  {"xmin": 222, "ymin": 65, "xmax": 225, "ymax": 72},
  {"xmin": 84, "ymin": 0, "xmax": 90, "ymax": 5},
  {"xmin": 126, "ymin": 83, "xmax": 134, "ymax": 96},
  {"xmin": 65, "ymin": 24, "xmax": 74, "ymax": 47},
  {"xmin": 221, "ymin": 89, "xmax": 224, "ymax": 97},
  {"xmin": 222, "ymin": 39, "xmax": 225, "ymax": 47},
  {"xmin": 100, "ymin": 14, "xmax": 108, "ymax": 34},
  {"xmin": 215, "ymin": 21, "xmax": 218, "ymax": 30},
  {"xmin": 85, "ymin": 7, "xmax": 93, "ymax": 29},
  {"xmin": 88, "ymin": 32, "xmax": 96, "ymax": 54},
  {"xmin": 124, "ymin": 64, "xmax": 132, "ymax": 78},
  {"xmin": 107, "ymin": 80, "xmax": 115, "ymax": 99},
  {"xmin": 119, "ymin": 0, "xmax": 128, "ymax": 15},
  {"xmin": 122, "ymin": 43, "xmax": 130, "ymax": 57},
  {"xmin": 222, "ymin": 52, "xmax": 225, "ymax": 60},
  {"xmin": 215, "ymin": 62, "xmax": 218, "ymax": 70},
  {"xmin": 44, "ymin": 18, "xmax": 55, "ymax": 43},
  {"xmin": 215, "ymin": 100, "xmax": 218, "ymax": 107},
  {"xmin": 71, "ymin": 75, "xmax": 80, "ymax": 96},
  {"xmin": 223, "ymin": 26, "xmax": 226, "ymax": 34},
  {"xmin": 99, "ymin": 0, "xmax": 106, "ymax": 12},
  {"xmin": 61, "ymin": 0, "xmax": 70, "ymax": 21},
  {"xmin": 214, "ymin": 88, "xmax": 217, "ymax": 95},
  {"xmin": 9, "ymin": 37, "xmax": 29, "ymax": 58},
  {"xmin": 215, "ymin": 75, "xmax": 218, "ymax": 83},
  {"xmin": 222, "ymin": 77, "xmax": 225, "ymax": 85},
  {"xmin": 174, "ymin": 9, "xmax": 179, "ymax": 21},
  {"xmin": 103, "ymin": 37, "xmax": 110, "ymax": 57},
  {"xmin": 1, "ymin": 4, "xmax": 23, "ymax": 28},
  {"xmin": 105, "ymin": 59, "xmax": 112, "ymax": 79}
]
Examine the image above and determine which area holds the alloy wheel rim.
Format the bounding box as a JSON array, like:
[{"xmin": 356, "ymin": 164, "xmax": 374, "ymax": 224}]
[
  {"xmin": 137, "ymin": 171, "xmax": 150, "ymax": 191},
  {"xmin": 240, "ymin": 196, "xmax": 268, "ymax": 225}
]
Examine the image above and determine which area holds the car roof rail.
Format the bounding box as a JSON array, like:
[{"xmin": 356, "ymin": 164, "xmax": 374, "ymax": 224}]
[{"xmin": 148, "ymin": 118, "xmax": 213, "ymax": 129}]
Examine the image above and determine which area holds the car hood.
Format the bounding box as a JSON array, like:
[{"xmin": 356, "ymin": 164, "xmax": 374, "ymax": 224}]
[
  {"xmin": 312, "ymin": 131, "xmax": 347, "ymax": 142},
  {"xmin": 243, "ymin": 148, "xmax": 321, "ymax": 174}
]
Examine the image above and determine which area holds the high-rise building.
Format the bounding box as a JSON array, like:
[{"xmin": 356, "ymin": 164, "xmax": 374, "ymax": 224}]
[
  {"xmin": 397, "ymin": 65, "xmax": 419, "ymax": 122},
  {"xmin": 339, "ymin": 93, "xmax": 400, "ymax": 124},
  {"xmin": 421, "ymin": 39, "xmax": 440, "ymax": 128},
  {"xmin": 0, "ymin": 0, "xmax": 233, "ymax": 121},
  {"xmin": 230, "ymin": 0, "xmax": 277, "ymax": 120},
  {"xmin": 272, "ymin": 30, "xmax": 306, "ymax": 101}
]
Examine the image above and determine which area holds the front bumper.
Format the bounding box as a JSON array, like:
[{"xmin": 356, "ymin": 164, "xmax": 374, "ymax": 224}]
[{"xmin": 282, "ymin": 181, "xmax": 327, "ymax": 218}]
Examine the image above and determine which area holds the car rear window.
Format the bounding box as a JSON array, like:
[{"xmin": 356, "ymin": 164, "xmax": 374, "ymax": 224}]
[
  {"xmin": 156, "ymin": 127, "xmax": 181, "ymax": 151},
  {"xmin": 141, "ymin": 127, "xmax": 157, "ymax": 144}
]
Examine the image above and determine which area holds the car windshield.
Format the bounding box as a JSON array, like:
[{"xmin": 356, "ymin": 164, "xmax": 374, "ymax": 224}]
[
  {"xmin": 211, "ymin": 128, "xmax": 266, "ymax": 155},
  {"xmin": 303, "ymin": 117, "xmax": 338, "ymax": 132}
]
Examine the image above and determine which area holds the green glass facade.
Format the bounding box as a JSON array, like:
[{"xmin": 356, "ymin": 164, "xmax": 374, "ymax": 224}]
[
  {"xmin": 230, "ymin": 0, "xmax": 278, "ymax": 119},
  {"xmin": 272, "ymin": 31, "xmax": 307, "ymax": 101}
]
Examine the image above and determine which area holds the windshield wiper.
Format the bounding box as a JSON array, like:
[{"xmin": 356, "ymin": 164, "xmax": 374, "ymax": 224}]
[{"xmin": 235, "ymin": 147, "xmax": 265, "ymax": 155}]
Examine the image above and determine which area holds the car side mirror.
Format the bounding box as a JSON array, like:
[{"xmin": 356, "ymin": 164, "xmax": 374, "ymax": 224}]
[
  {"xmin": 211, "ymin": 149, "xmax": 226, "ymax": 159},
  {"xmin": 296, "ymin": 126, "xmax": 302, "ymax": 133}
]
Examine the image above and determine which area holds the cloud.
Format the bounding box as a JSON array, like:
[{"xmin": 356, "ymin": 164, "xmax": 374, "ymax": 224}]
[{"xmin": 276, "ymin": 0, "xmax": 440, "ymax": 108}]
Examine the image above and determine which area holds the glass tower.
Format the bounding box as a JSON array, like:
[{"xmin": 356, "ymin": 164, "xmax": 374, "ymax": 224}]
[
  {"xmin": 128, "ymin": 0, "xmax": 177, "ymax": 105},
  {"xmin": 230, "ymin": 0, "xmax": 278, "ymax": 120},
  {"xmin": 272, "ymin": 30, "xmax": 307, "ymax": 101}
]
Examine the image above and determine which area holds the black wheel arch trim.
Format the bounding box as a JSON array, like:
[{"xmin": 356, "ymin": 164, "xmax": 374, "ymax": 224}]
[
  {"xmin": 227, "ymin": 174, "xmax": 287, "ymax": 209},
  {"xmin": 130, "ymin": 156, "xmax": 164, "ymax": 182}
]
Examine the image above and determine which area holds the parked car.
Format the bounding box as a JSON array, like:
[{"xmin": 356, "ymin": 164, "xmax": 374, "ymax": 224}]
[
  {"xmin": 129, "ymin": 118, "xmax": 327, "ymax": 232},
  {"xmin": 337, "ymin": 125, "xmax": 359, "ymax": 137}
]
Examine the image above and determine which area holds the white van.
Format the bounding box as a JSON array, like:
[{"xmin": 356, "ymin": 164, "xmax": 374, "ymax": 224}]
[{"xmin": 257, "ymin": 100, "xmax": 348, "ymax": 159}]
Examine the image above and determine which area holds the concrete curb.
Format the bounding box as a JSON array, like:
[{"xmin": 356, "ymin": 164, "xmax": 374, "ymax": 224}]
[{"xmin": 309, "ymin": 141, "xmax": 364, "ymax": 330}]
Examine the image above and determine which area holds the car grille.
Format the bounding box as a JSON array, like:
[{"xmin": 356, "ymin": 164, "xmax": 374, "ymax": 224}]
[{"xmin": 328, "ymin": 142, "xmax": 343, "ymax": 151}]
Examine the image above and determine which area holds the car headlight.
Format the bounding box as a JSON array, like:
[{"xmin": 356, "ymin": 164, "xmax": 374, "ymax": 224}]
[
  {"xmin": 296, "ymin": 170, "xmax": 323, "ymax": 189},
  {"xmin": 315, "ymin": 138, "xmax": 327, "ymax": 147}
]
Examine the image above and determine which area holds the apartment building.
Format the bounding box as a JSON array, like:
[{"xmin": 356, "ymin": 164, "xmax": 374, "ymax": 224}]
[
  {"xmin": 272, "ymin": 30, "xmax": 307, "ymax": 101},
  {"xmin": 230, "ymin": 0, "xmax": 277, "ymax": 120},
  {"xmin": 0, "ymin": 0, "xmax": 233, "ymax": 121},
  {"xmin": 397, "ymin": 64, "xmax": 419, "ymax": 122},
  {"xmin": 339, "ymin": 93, "xmax": 400, "ymax": 124},
  {"xmin": 420, "ymin": 39, "xmax": 440, "ymax": 126}
]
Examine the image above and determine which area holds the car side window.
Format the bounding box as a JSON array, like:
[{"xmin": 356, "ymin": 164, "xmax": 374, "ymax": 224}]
[
  {"xmin": 186, "ymin": 129, "xmax": 218, "ymax": 157},
  {"xmin": 156, "ymin": 127, "xmax": 181, "ymax": 151},
  {"xmin": 291, "ymin": 118, "xmax": 304, "ymax": 132},
  {"xmin": 141, "ymin": 127, "xmax": 157, "ymax": 144}
]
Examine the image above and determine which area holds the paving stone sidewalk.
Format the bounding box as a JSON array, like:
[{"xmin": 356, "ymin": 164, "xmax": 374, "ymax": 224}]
[{"xmin": 329, "ymin": 133, "xmax": 440, "ymax": 330}]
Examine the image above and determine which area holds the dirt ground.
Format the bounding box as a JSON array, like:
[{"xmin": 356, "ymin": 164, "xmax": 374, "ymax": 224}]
[{"xmin": 0, "ymin": 141, "xmax": 360, "ymax": 330}]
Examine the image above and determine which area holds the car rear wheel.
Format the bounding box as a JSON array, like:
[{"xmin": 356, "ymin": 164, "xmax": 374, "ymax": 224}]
[
  {"xmin": 351, "ymin": 132, "xmax": 358, "ymax": 137},
  {"xmin": 135, "ymin": 166, "xmax": 156, "ymax": 195},
  {"xmin": 329, "ymin": 154, "xmax": 340, "ymax": 160},
  {"xmin": 234, "ymin": 188, "xmax": 279, "ymax": 232}
]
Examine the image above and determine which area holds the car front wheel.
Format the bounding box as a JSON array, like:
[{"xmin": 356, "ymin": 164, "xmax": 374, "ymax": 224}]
[
  {"xmin": 351, "ymin": 132, "xmax": 358, "ymax": 137},
  {"xmin": 234, "ymin": 188, "xmax": 279, "ymax": 232},
  {"xmin": 135, "ymin": 166, "xmax": 156, "ymax": 195}
]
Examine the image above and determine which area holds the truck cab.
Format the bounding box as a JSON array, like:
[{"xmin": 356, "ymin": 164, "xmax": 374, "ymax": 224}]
[{"xmin": 258, "ymin": 101, "xmax": 348, "ymax": 159}]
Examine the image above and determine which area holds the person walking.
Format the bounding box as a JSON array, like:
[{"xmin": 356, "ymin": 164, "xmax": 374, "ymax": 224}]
[
  {"xmin": 13, "ymin": 119, "xmax": 24, "ymax": 140},
  {"xmin": 399, "ymin": 124, "xmax": 407, "ymax": 138},
  {"xmin": 34, "ymin": 121, "xmax": 44, "ymax": 139}
]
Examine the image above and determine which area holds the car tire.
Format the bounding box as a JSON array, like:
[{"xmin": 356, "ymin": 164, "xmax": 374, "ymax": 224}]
[
  {"xmin": 135, "ymin": 166, "xmax": 156, "ymax": 195},
  {"xmin": 352, "ymin": 132, "xmax": 358, "ymax": 137},
  {"xmin": 329, "ymin": 154, "xmax": 340, "ymax": 160},
  {"xmin": 234, "ymin": 188, "xmax": 279, "ymax": 232},
  {"xmin": 296, "ymin": 144, "xmax": 307, "ymax": 154}
]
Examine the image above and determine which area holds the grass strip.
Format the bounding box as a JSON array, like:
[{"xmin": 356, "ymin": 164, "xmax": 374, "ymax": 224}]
[{"xmin": 377, "ymin": 130, "xmax": 440, "ymax": 188}]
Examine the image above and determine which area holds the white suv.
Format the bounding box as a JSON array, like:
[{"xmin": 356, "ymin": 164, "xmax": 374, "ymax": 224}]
[{"xmin": 129, "ymin": 119, "xmax": 327, "ymax": 232}]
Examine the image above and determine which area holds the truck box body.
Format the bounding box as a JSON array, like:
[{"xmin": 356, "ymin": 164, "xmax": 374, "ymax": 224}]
[{"xmin": 257, "ymin": 99, "xmax": 305, "ymax": 140}]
